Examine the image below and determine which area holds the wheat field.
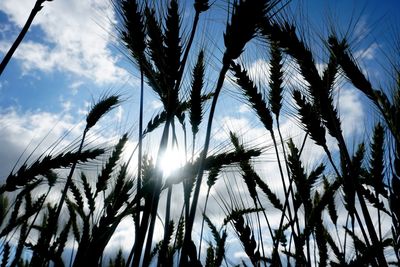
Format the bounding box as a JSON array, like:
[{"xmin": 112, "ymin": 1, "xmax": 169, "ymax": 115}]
[{"xmin": 0, "ymin": 0, "xmax": 399, "ymax": 266}]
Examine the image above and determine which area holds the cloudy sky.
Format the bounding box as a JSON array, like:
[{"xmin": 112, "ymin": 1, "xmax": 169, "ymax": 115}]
[
  {"xmin": 0, "ymin": 0, "xmax": 398, "ymax": 169},
  {"xmin": 1, "ymin": 0, "xmax": 400, "ymax": 263}
]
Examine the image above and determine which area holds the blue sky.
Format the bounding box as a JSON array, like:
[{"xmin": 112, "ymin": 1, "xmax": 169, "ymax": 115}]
[{"xmin": 0, "ymin": 0, "xmax": 400, "ymax": 263}]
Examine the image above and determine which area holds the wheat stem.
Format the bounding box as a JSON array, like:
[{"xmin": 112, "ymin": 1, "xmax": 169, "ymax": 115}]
[{"xmin": 0, "ymin": 0, "xmax": 49, "ymax": 76}]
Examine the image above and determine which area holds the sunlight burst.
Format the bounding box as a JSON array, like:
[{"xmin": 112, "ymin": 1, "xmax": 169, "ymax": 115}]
[{"xmin": 159, "ymin": 146, "xmax": 186, "ymax": 177}]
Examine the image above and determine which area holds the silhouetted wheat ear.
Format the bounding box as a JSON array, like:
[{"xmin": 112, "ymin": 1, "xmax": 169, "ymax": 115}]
[
  {"xmin": 66, "ymin": 198, "xmax": 81, "ymax": 241},
  {"xmin": 307, "ymin": 179, "xmax": 341, "ymax": 236},
  {"xmin": 190, "ymin": 50, "xmax": 205, "ymax": 136},
  {"xmin": 140, "ymin": 156, "xmax": 156, "ymax": 199},
  {"xmin": 206, "ymin": 166, "xmax": 221, "ymax": 189},
  {"xmin": 149, "ymin": 241, "xmax": 162, "ymax": 264},
  {"xmin": 95, "ymin": 133, "xmax": 128, "ymax": 196},
  {"xmin": 69, "ymin": 181, "xmax": 84, "ymax": 214},
  {"xmin": 203, "ymin": 230, "xmax": 227, "ymax": 267},
  {"xmin": 86, "ymin": 95, "xmax": 120, "ymax": 130},
  {"xmin": 205, "ymin": 246, "xmax": 215, "ymax": 267},
  {"xmin": 28, "ymin": 204, "xmax": 57, "ymax": 266},
  {"xmin": 223, "ymin": 208, "xmax": 263, "ymax": 226},
  {"xmin": 328, "ymin": 36, "xmax": 375, "ymax": 99},
  {"xmin": 174, "ymin": 217, "xmax": 185, "ymax": 250},
  {"xmin": 118, "ymin": 0, "xmax": 162, "ymax": 104},
  {"xmin": 80, "ymin": 172, "xmax": 95, "ymax": 215},
  {"xmin": 203, "ymin": 213, "xmax": 227, "ymax": 266},
  {"xmin": 158, "ymin": 220, "xmax": 175, "ymax": 262},
  {"xmin": 240, "ymin": 155, "xmax": 258, "ymax": 203},
  {"xmin": 6, "ymin": 185, "xmax": 32, "ymax": 227},
  {"xmin": 253, "ymin": 174, "xmax": 283, "ymax": 211},
  {"xmin": 263, "ymin": 18, "xmax": 343, "ymax": 142},
  {"xmin": 215, "ymin": 230, "xmax": 227, "ymax": 267},
  {"xmin": 293, "ymin": 90, "xmax": 326, "ymax": 148},
  {"xmin": 287, "ymin": 139, "xmax": 312, "ymax": 211},
  {"xmin": 322, "ymin": 52, "xmax": 338, "ymax": 94},
  {"xmin": 144, "ymin": 7, "xmax": 168, "ymax": 100},
  {"xmin": 367, "ymin": 123, "xmax": 386, "ymax": 196},
  {"xmin": 223, "ymin": 0, "xmax": 274, "ymax": 64},
  {"xmin": 341, "ymin": 143, "xmax": 364, "ymax": 213},
  {"xmin": 204, "ymin": 149, "xmax": 261, "ymax": 170},
  {"xmin": 390, "ymin": 175, "xmax": 400, "ymax": 221},
  {"xmin": 119, "ymin": 0, "xmax": 146, "ymax": 60},
  {"xmin": 318, "ymin": 53, "xmax": 342, "ymax": 140},
  {"xmin": 261, "ymin": 20, "xmax": 323, "ymax": 97},
  {"xmin": 230, "ymin": 62, "xmax": 273, "ymax": 131},
  {"xmin": 203, "ymin": 214, "xmax": 221, "ymax": 242},
  {"xmin": 143, "ymin": 111, "xmax": 167, "ymax": 135},
  {"xmin": 1, "ymin": 243, "xmax": 10, "ymax": 267},
  {"xmin": 322, "ymin": 176, "xmax": 338, "ymax": 225},
  {"xmin": 164, "ymin": 0, "xmax": 181, "ymax": 88},
  {"xmin": 230, "ymin": 132, "xmax": 258, "ymax": 203},
  {"xmin": 269, "ymin": 41, "xmax": 284, "ymax": 118},
  {"xmin": 1, "ymin": 148, "xmax": 104, "ymax": 193},
  {"xmin": 314, "ymin": 195, "xmax": 328, "ymax": 267},
  {"xmin": 105, "ymin": 163, "xmax": 129, "ymax": 205},
  {"xmin": 0, "ymin": 192, "xmax": 44, "ymax": 238},
  {"xmin": 232, "ymin": 214, "xmax": 261, "ymax": 266}
]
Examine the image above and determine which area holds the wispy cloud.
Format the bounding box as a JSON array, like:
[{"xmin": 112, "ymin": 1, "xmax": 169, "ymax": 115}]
[
  {"xmin": 0, "ymin": 107, "xmax": 79, "ymax": 177},
  {"xmin": 354, "ymin": 43, "xmax": 379, "ymax": 60},
  {"xmin": 0, "ymin": 0, "xmax": 128, "ymax": 84},
  {"xmin": 0, "ymin": 101, "xmax": 130, "ymax": 179}
]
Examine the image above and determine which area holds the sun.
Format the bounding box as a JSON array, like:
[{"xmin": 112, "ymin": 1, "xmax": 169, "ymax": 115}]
[{"xmin": 159, "ymin": 146, "xmax": 186, "ymax": 177}]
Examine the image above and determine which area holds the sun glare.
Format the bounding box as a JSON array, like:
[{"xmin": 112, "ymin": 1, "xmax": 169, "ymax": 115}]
[{"xmin": 159, "ymin": 147, "xmax": 186, "ymax": 177}]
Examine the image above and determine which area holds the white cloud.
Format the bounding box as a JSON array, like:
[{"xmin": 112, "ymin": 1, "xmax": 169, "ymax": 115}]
[
  {"xmin": 354, "ymin": 16, "xmax": 370, "ymax": 43},
  {"xmin": 0, "ymin": 108, "xmax": 79, "ymax": 177},
  {"xmin": 151, "ymin": 99, "xmax": 163, "ymax": 110},
  {"xmin": 0, "ymin": 102, "xmax": 129, "ymax": 179},
  {"xmin": 354, "ymin": 43, "xmax": 379, "ymax": 61},
  {"xmin": 69, "ymin": 81, "xmax": 84, "ymax": 95},
  {"xmin": 0, "ymin": 0, "xmax": 128, "ymax": 84},
  {"xmin": 336, "ymin": 87, "xmax": 365, "ymax": 138},
  {"xmin": 238, "ymin": 104, "xmax": 251, "ymax": 113},
  {"xmin": 247, "ymin": 58, "xmax": 271, "ymax": 86},
  {"xmin": 61, "ymin": 100, "xmax": 72, "ymax": 112},
  {"xmin": 212, "ymin": 116, "xmax": 268, "ymax": 149}
]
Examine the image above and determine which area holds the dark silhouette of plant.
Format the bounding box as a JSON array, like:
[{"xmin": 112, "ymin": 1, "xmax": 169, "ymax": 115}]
[
  {"xmin": 1, "ymin": 0, "xmax": 400, "ymax": 266},
  {"xmin": 0, "ymin": 0, "xmax": 53, "ymax": 76}
]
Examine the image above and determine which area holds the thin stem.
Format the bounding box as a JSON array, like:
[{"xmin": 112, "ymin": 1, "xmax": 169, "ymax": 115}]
[
  {"xmin": 54, "ymin": 128, "xmax": 88, "ymax": 227},
  {"xmin": 276, "ymin": 119, "xmax": 300, "ymax": 244},
  {"xmin": 142, "ymin": 118, "xmax": 172, "ymax": 266},
  {"xmin": 127, "ymin": 67, "xmax": 145, "ymax": 267},
  {"xmin": 131, "ymin": 118, "xmax": 171, "ymax": 266},
  {"xmin": 270, "ymin": 130, "xmax": 298, "ymax": 253},
  {"xmin": 159, "ymin": 185, "xmax": 173, "ymax": 266},
  {"xmin": 136, "ymin": 68, "xmax": 144, "ymax": 229},
  {"xmin": 180, "ymin": 62, "xmax": 230, "ymax": 265},
  {"xmin": 255, "ymin": 207, "xmax": 267, "ymax": 267},
  {"xmin": 174, "ymin": 12, "xmax": 201, "ymax": 94},
  {"xmin": 0, "ymin": 0, "xmax": 46, "ymax": 76},
  {"xmin": 257, "ymin": 196, "xmax": 275, "ymax": 242},
  {"xmin": 197, "ymin": 187, "xmax": 211, "ymax": 259}
]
